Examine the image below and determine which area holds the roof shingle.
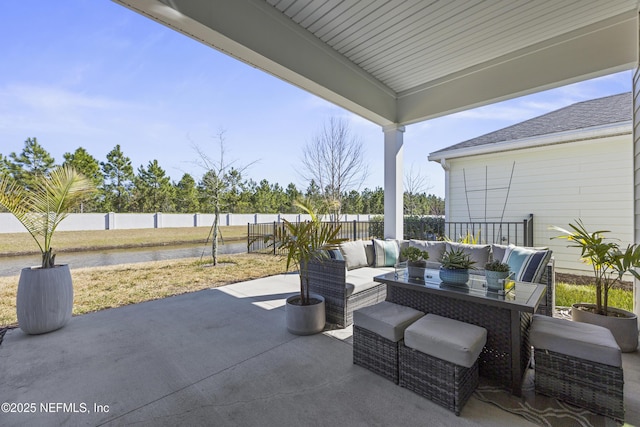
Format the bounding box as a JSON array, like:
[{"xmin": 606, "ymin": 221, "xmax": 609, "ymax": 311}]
[{"xmin": 431, "ymin": 92, "xmax": 631, "ymax": 154}]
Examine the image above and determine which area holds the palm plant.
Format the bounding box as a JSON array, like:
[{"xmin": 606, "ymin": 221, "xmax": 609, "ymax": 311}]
[
  {"xmin": 0, "ymin": 166, "xmax": 95, "ymax": 268},
  {"xmin": 269, "ymin": 199, "xmax": 346, "ymax": 305},
  {"xmin": 551, "ymin": 220, "xmax": 640, "ymax": 315}
]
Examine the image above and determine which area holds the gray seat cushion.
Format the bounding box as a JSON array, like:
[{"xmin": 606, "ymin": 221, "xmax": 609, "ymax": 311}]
[
  {"xmin": 364, "ymin": 240, "xmax": 375, "ymax": 266},
  {"xmin": 491, "ymin": 243, "xmax": 509, "ymax": 262},
  {"xmin": 345, "ymin": 267, "xmax": 393, "ymax": 296},
  {"xmin": 409, "ymin": 240, "xmax": 446, "ymax": 263},
  {"xmin": 354, "ymin": 301, "xmax": 425, "ymax": 342},
  {"xmin": 446, "ymin": 242, "xmax": 491, "ymax": 267},
  {"xmin": 404, "ymin": 314, "xmax": 487, "ymax": 368},
  {"xmin": 529, "ymin": 314, "xmax": 621, "ymax": 367}
]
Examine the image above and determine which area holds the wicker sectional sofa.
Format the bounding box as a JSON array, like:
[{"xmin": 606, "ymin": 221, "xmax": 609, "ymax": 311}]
[{"xmin": 307, "ymin": 239, "xmax": 555, "ymax": 328}]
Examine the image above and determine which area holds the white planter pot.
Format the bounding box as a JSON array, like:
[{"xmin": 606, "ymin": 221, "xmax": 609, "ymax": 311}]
[
  {"xmin": 285, "ymin": 293, "xmax": 325, "ymax": 336},
  {"xmin": 16, "ymin": 264, "xmax": 73, "ymax": 335},
  {"xmin": 571, "ymin": 303, "xmax": 638, "ymax": 353}
]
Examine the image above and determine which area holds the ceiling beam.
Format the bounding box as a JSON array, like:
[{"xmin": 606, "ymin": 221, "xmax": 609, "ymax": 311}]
[
  {"xmin": 113, "ymin": 1, "xmax": 636, "ymax": 127},
  {"xmin": 396, "ymin": 12, "xmax": 637, "ymax": 124}
]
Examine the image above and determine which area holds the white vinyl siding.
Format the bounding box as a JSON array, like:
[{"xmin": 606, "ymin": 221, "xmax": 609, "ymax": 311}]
[{"xmin": 445, "ymin": 134, "xmax": 633, "ymax": 275}]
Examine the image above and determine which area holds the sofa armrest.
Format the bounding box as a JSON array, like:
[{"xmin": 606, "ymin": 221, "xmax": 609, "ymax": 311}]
[
  {"xmin": 536, "ymin": 259, "xmax": 555, "ymax": 316},
  {"xmin": 307, "ymin": 258, "xmax": 347, "ymax": 300}
]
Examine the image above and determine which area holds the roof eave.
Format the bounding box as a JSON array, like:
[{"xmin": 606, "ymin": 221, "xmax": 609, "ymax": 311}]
[{"xmin": 427, "ymin": 121, "xmax": 632, "ymax": 162}]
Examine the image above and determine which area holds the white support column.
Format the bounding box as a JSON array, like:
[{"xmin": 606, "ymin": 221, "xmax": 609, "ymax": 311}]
[{"xmin": 383, "ymin": 124, "xmax": 405, "ymax": 239}]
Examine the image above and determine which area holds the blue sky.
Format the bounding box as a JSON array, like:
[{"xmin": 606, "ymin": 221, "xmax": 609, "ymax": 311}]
[{"xmin": 0, "ymin": 1, "xmax": 632, "ymax": 199}]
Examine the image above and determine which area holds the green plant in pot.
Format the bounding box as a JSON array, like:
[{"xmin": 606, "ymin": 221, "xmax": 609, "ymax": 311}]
[
  {"xmin": 484, "ymin": 260, "xmax": 511, "ymax": 292},
  {"xmin": 0, "ymin": 166, "xmax": 95, "ymax": 334},
  {"xmin": 552, "ymin": 220, "xmax": 640, "ymax": 352},
  {"xmin": 401, "ymin": 246, "xmax": 429, "ymax": 280},
  {"xmin": 267, "ymin": 199, "xmax": 346, "ymax": 335},
  {"xmin": 439, "ymin": 247, "xmax": 476, "ymax": 286}
]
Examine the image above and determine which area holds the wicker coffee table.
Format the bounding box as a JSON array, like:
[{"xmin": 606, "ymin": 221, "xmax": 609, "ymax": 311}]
[{"xmin": 374, "ymin": 268, "xmax": 546, "ymax": 396}]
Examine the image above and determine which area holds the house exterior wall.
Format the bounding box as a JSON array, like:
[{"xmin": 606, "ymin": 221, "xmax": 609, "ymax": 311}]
[{"xmin": 444, "ymin": 133, "xmax": 633, "ymax": 275}]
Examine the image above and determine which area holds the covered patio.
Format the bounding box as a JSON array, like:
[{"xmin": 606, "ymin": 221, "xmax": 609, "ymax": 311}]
[
  {"xmin": 4, "ymin": 0, "xmax": 639, "ymax": 425},
  {"xmin": 112, "ymin": 0, "xmax": 640, "ymax": 317},
  {"xmin": 2, "ymin": 274, "xmax": 640, "ymax": 426}
]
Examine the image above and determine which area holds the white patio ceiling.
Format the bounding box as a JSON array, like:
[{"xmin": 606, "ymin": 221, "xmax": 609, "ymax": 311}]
[{"xmin": 114, "ymin": 0, "xmax": 637, "ymax": 126}]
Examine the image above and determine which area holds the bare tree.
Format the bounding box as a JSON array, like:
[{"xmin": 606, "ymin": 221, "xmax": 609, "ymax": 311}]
[
  {"xmin": 299, "ymin": 117, "xmax": 369, "ymax": 220},
  {"xmin": 192, "ymin": 130, "xmax": 256, "ymax": 265},
  {"xmin": 404, "ymin": 163, "xmax": 432, "ymax": 216}
]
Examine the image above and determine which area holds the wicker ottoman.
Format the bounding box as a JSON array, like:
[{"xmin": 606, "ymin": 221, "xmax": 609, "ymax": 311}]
[
  {"xmin": 530, "ymin": 314, "xmax": 624, "ymax": 422},
  {"xmin": 399, "ymin": 314, "xmax": 487, "ymax": 416},
  {"xmin": 353, "ymin": 301, "xmax": 424, "ymax": 384}
]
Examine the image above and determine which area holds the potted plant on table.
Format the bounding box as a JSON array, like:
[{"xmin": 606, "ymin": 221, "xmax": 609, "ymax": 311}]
[
  {"xmin": 552, "ymin": 220, "xmax": 640, "ymax": 352},
  {"xmin": 0, "ymin": 166, "xmax": 95, "ymax": 334},
  {"xmin": 401, "ymin": 246, "xmax": 429, "ymax": 280},
  {"xmin": 267, "ymin": 199, "xmax": 346, "ymax": 335},
  {"xmin": 439, "ymin": 248, "xmax": 476, "ymax": 286},
  {"xmin": 484, "ymin": 260, "xmax": 511, "ymax": 292}
]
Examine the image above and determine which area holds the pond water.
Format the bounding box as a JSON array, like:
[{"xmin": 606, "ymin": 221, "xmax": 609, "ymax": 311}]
[{"xmin": 0, "ymin": 242, "xmax": 247, "ymax": 277}]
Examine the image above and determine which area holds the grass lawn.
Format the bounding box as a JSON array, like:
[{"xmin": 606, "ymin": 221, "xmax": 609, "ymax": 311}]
[
  {"xmin": 0, "ymin": 230, "xmax": 634, "ymax": 327},
  {"xmin": 555, "ymin": 282, "xmax": 633, "ymax": 312},
  {"xmin": 0, "ymin": 253, "xmax": 288, "ymax": 327},
  {"xmin": 0, "ymin": 225, "xmax": 247, "ymax": 256}
]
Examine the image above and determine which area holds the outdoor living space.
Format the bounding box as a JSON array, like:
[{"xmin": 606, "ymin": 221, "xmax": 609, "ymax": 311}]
[
  {"xmin": 4, "ymin": 1, "xmax": 640, "ymax": 425},
  {"xmin": 1, "ymin": 272, "xmax": 639, "ymax": 427}
]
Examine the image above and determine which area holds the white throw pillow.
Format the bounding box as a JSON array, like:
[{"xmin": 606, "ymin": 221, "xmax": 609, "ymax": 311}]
[{"xmin": 340, "ymin": 240, "xmax": 369, "ymax": 270}]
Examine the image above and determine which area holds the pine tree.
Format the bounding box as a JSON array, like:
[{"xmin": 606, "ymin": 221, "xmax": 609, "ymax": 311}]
[
  {"xmin": 133, "ymin": 160, "xmax": 174, "ymax": 212},
  {"xmin": 0, "ymin": 154, "xmax": 9, "ymax": 179},
  {"xmin": 63, "ymin": 147, "xmax": 102, "ymax": 212},
  {"xmin": 8, "ymin": 137, "xmax": 56, "ymax": 189},
  {"xmin": 174, "ymin": 173, "xmax": 200, "ymax": 213},
  {"xmin": 285, "ymin": 183, "xmax": 301, "ymax": 211},
  {"xmin": 221, "ymin": 168, "xmax": 245, "ymax": 213},
  {"xmin": 101, "ymin": 145, "xmax": 134, "ymax": 212}
]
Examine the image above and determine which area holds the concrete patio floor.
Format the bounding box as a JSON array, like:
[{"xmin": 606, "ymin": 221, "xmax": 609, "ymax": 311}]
[{"xmin": 2, "ymin": 273, "xmax": 639, "ymax": 426}]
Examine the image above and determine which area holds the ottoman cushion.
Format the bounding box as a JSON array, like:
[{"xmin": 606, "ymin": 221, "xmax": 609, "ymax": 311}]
[
  {"xmin": 404, "ymin": 314, "xmax": 487, "ymax": 368},
  {"xmin": 354, "ymin": 301, "xmax": 424, "ymax": 342},
  {"xmin": 529, "ymin": 314, "xmax": 621, "ymax": 367}
]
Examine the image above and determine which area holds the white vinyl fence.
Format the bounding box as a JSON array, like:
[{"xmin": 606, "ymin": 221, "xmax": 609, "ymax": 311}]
[{"xmin": 0, "ymin": 213, "xmax": 375, "ymax": 234}]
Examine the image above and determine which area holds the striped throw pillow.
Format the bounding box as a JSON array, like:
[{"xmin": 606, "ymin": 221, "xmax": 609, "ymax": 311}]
[
  {"xmin": 373, "ymin": 239, "xmax": 400, "ymax": 267},
  {"xmin": 502, "ymin": 245, "xmax": 551, "ymax": 283}
]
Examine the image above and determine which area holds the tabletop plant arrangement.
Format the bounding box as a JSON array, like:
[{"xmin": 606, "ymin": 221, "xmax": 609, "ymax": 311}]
[
  {"xmin": 0, "ymin": 166, "xmax": 95, "ymax": 334},
  {"xmin": 266, "ymin": 198, "xmax": 346, "ymax": 335},
  {"xmin": 484, "ymin": 260, "xmax": 511, "ymax": 292},
  {"xmin": 552, "ymin": 219, "xmax": 640, "ymax": 352},
  {"xmin": 401, "ymin": 246, "xmax": 429, "ymax": 280},
  {"xmin": 439, "ymin": 247, "xmax": 476, "ymax": 286}
]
